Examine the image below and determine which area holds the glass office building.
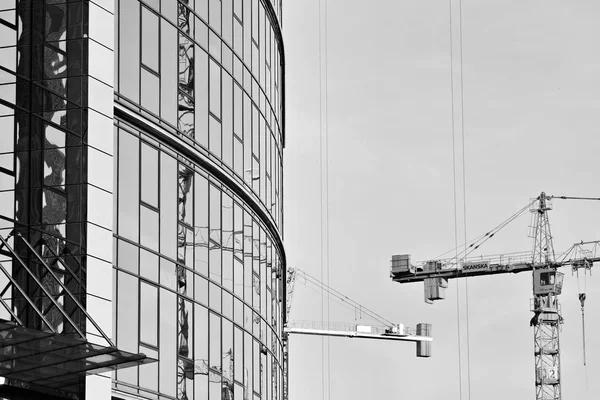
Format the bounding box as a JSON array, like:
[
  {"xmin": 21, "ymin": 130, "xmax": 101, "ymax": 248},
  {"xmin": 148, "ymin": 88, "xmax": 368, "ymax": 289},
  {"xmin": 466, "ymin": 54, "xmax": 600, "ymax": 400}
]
[{"xmin": 0, "ymin": 1, "xmax": 286, "ymax": 399}]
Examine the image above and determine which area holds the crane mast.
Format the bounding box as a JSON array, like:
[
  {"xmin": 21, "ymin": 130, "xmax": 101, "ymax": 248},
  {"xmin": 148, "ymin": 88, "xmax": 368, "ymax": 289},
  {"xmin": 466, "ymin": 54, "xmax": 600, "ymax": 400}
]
[
  {"xmin": 530, "ymin": 192, "xmax": 562, "ymax": 400},
  {"xmin": 390, "ymin": 192, "xmax": 598, "ymax": 400}
]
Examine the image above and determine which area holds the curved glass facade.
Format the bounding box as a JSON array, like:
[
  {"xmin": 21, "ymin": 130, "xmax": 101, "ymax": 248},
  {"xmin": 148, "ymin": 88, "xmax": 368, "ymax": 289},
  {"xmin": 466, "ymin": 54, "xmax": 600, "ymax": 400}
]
[{"xmin": 113, "ymin": 1, "xmax": 286, "ymax": 400}]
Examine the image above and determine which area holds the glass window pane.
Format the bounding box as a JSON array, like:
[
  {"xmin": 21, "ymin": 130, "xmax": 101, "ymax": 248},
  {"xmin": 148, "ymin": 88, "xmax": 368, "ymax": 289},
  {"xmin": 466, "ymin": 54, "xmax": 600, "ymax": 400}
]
[
  {"xmin": 194, "ymin": 173, "xmax": 209, "ymax": 276},
  {"xmin": 160, "ymin": 152, "xmax": 177, "ymax": 259},
  {"xmin": 209, "ymin": 60, "xmax": 221, "ymax": 118},
  {"xmin": 209, "ymin": 0, "xmax": 221, "ymax": 34},
  {"xmin": 141, "ymin": 6, "xmax": 159, "ymax": 72},
  {"xmin": 139, "ymin": 346, "xmax": 159, "ymax": 394},
  {"xmin": 116, "ymin": 272, "xmax": 139, "ymax": 386},
  {"xmin": 195, "ymin": 303, "xmax": 208, "ymax": 362},
  {"xmin": 209, "ymin": 312, "xmax": 221, "ymax": 371},
  {"xmin": 119, "ymin": 0, "xmax": 140, "ymax": 101},
  {"xmin": 209, "ymin": 281, "xmax": 221, "ymax": 313},
  {"xmin": 160, "ymin": 257, "xmax": 177, "ymax": 290},
  {"xmin": 159, "ymin": 288, "xmax": 177, "ymax": 397},
  {"xmin": 140, "ymin": 282, "xmax": 158, "ymax": 346},
  {"xmin": 161, "ymin": 19, "xmax": 178, "ymax": 125},
  {"xmin": 195, "ymin": 273, "xmax": 208, "ymax": 305},
  {"xmin": 140, "ymin": 247, "xmax": 159, "ymax": 282},
  {"xmin": 141, "ymin": 142, "xmax": 158, "ymax": 207},
  {"xmin": 141, "ymin": 68, "xmax": 160, "ymax": 115},
  {"xmin": 118, "ymin": 239, "xmax": 138, "ymax": 274},
  {"xmin": 140, "ymin": 205, "xmax": 159, "ymax": 251},
  {"xmin": 195, "ymin": 47, "xmax": 209, "ymax": 148},
  {"xmin": 209, "ymin": 115, "xmax": 221, "ymax": 158},
  {"xmin": 222, "ymin": 72, "xmax": 233, "ymax": 168},
  {"xmin": 118, "ymin": 130, "xmax": 139, "ymax": 241}
]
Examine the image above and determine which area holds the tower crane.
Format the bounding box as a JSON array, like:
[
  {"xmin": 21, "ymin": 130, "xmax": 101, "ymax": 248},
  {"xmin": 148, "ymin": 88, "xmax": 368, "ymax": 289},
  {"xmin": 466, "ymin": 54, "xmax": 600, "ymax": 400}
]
[
  {"xmin": 389, "ymin": 192, "xmax": 599, "ymax": 400},
  {"xmin": 283, "ymin": 268, "xmax": 433, "ymax": 400}
]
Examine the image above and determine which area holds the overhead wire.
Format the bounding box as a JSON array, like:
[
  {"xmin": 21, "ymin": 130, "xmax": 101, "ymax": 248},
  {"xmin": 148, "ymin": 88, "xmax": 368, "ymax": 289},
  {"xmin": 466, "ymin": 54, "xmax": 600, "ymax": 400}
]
[
  {"xmin": 317, "ymin": 0, "xmax": 330, "ymax": 398},
  {"xmin": 457, "ymin": 0, "xmax": 472, "ymax": 395},
  {"xmin": 448, "ymin": 0, "xmax": 463, "ymax": 396}
]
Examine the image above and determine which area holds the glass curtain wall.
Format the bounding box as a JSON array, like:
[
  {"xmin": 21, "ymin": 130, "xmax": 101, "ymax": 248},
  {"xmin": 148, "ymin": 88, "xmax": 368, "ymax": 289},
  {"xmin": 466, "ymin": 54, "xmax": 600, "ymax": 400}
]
[{"xmin": 113, "ymin": 1, "xmax": 286, "ymax": 400}]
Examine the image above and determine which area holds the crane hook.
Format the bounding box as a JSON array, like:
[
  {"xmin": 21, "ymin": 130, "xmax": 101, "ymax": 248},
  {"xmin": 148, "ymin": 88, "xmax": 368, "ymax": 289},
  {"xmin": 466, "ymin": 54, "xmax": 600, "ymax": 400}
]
[{"xmin": 579, "ymin": 292, "xmax": 587, "ymax": 366}]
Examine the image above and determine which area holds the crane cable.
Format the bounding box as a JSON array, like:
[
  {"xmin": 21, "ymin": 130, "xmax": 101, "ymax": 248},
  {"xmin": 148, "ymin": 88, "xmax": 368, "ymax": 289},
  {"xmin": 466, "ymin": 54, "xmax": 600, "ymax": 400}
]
[
  {"xmin": 431, "ymin": 200, "xmax": 533, "ymax": 266},
  {"xmin": 576, "ymin": 268, "xmax": 588, "ymax": 389},
  {"xmin": 295, "ymin": 269, "xmax": 395, "ymax": 327}
]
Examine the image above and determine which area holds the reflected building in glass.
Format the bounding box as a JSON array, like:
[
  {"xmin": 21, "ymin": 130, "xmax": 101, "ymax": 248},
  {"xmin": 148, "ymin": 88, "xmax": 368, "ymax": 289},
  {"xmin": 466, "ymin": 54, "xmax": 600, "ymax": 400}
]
[{"xmin": 0, "ymin": 1, "xmax": 287, "ymax": 400}]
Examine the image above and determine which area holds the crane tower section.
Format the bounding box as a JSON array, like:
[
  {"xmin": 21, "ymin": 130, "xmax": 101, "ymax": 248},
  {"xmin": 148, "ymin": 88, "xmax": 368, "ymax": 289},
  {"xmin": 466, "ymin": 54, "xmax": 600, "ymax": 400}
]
[{"xmin": 530, "ymin": 193, "xmax": 562, "ymax": 400}]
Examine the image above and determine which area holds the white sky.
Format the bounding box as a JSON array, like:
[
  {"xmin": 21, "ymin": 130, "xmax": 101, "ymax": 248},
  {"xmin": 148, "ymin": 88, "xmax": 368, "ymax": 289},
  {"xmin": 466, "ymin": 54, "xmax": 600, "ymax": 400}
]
[{"xmin": 282, "ymin": 0, "xmax": 600, "ymax": 399}]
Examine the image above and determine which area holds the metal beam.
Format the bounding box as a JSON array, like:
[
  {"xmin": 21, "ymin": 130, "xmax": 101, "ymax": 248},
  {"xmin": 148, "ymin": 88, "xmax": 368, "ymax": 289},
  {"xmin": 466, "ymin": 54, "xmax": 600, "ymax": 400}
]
[{"xmin": 284, "ymin": 327, "xmax": 432, "ymax": 343}]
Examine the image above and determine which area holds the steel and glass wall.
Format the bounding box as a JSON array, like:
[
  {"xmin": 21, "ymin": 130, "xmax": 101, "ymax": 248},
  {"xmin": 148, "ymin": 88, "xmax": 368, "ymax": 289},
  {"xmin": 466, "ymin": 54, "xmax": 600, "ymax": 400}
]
[
  {"xmin": 113, "ymin": 1, "xmax": 286, "ymax": 400},
  {"xmin": 0, "ymin": 0, "xmax": 115, "ymax": 398}
]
